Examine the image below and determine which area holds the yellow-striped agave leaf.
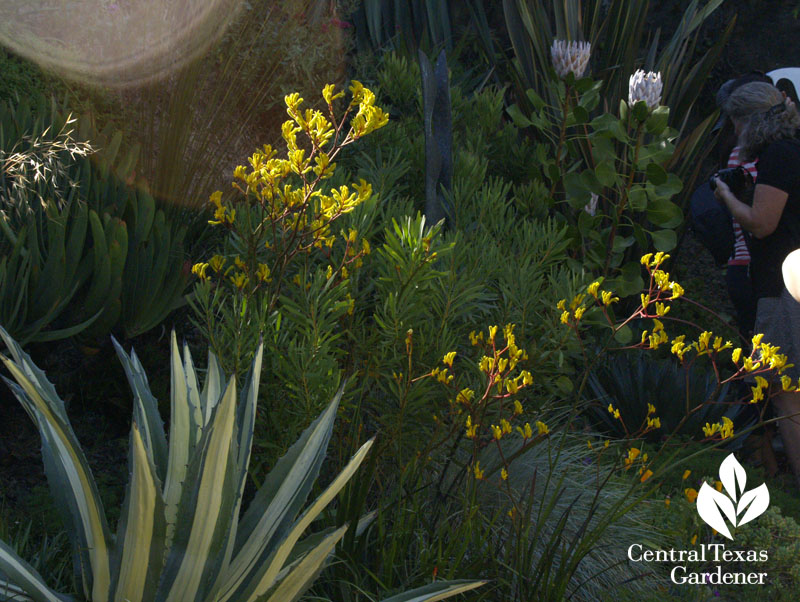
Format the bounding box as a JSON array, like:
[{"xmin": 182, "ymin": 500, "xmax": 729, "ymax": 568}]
[
  {"xmin": 199, "ymin": 349, "xmax": 226, "ymax": 422},
  {"xmin": 0, "ymin": 540, "xmax": 65, "ymax": 602},
  {"xmin": 216, "ymin": 392, "xmax": 344, "ymax": 601},
  {"xmin": 112, "ymin": 339, "xmax": 168, "ymax": 480},
  {"xmin": 109, "ymin": 423, "xmax": 166, "ymax": 602},
  {"xmin": 231, "ymin": 438, "xmax": 374, "ymax": 601},
  {"xmin": 213, "ymin": 343, "xmax": 264, "ymax": 589},
  {"xmin": 379, "ymin": 580, "xmax": 488, "ymax": 602},
  {"xmin": 162, "ymin": 333, "xmax": 197, "ymax": 549},
  {"xmin": 0, "ymin": 329, "xmax": 112, "ymax": 602},
  {"xmin": 263, "ymin": 525, "xmax": 348, "ymax": 602},
  {"xmin": 181, "ymin": 342, "xmax": 203, "ymax": 425},
  {"xmin": 157, "ymin": 377, "xmax": 242, "ymax": 602}
]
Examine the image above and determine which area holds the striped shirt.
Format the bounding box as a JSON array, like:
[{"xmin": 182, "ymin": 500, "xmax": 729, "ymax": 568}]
[{"xmin": 727, "ymin": 146, "xmax": 758, "ymax": 265}]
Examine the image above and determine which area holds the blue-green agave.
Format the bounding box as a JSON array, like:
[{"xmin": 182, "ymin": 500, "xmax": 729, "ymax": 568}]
[{"xmin": 0, "ymin": 328, "xmax": 484, "ymax": 601}]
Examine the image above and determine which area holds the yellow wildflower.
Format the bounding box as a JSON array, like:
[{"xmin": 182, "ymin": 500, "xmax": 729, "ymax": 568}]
[
  {"xmin": 514, "ymin": 400, "xmax": 524, "ymax": 415},
  {"xmin": 682, "ymin": 470, "xmax": 691, "ymax": 480},
  {"xmin": 501, "ymin": 468, "xmax": 509, "ymax": 481},
  {"xmin": 685, "ymin": 488, "xmax": 698, "ymax": 503},
  {"xmin": 256, "ymin": 263, "xmax": 271, "ymax": 283},
  {"xmin": 587, "ymin": 281, "xmax": 600, "ymax": 297},
  {"xmin": 516, "ymin": 422, "xmax": 533, "ymax": 439},
  {"xmin": 601, "ymin": 290, "xmax": 619, "ymax": 305},
  {"xmin": 473, "ymin": 462, "xmax": 484, "ymax": 480},
  {"xmin": 641, "ymin": 469, "xmax": 653, "ymax": 483},
  {"xmin": 191, "ymin": 262, "xmax": 209, "ymax": 281},
  {"xmin": 465, "ymin": 415, "xmax": 478, "ymax": 439},
  {"xmin": 535, "ymin": 421, "xmax": 550, "ymax": 435},
  {"xmin": 443, "ymin": 351, "xmax": 456, "ymax": 367}
]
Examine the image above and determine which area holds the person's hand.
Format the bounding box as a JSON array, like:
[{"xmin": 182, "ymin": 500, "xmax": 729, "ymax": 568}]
[{"xmin": 713, "ymin": 176, "xmax": 732, "ymax": 202}]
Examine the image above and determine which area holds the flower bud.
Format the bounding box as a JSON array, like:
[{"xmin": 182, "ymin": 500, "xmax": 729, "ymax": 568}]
[
  {"xmin": 628, "ymin": 70, "xmax": 663, "ymax": 108},
  {"xmin": 550, "ymin": 39, "xmax": 591, "ymax": 79}
]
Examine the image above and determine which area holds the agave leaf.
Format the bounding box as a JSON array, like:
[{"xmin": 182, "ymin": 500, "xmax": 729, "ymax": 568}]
[
  {"xmin": 0, "ymin": 540, "xmax": 66, "ymax": 602},
  {"xmin": 291, "ymin": 511, "xmax": 376, "ymax": 570},
  {"xmin": 163, "ymin": 332, "xmax": 200, "ymax": 548},
  {"xmin": 182, "ymin": 341, "xmax": 203, "ymax": 424},
  {"xmin": 158, "ymin": 376, "xmax": 241, "ymax": 602},
  {"xmin": 261, "ymin": 526, "xmax": 348, "ymax": 602},
  {"xmin": 112, "ymin": 338, "xmax": 169, "ymax": 481},
  {"xmin": 231, "ymin": 438, "xmax": 374, "ymax": 601},
  {"xmin": 109, "ymin": 423, "xmax": 166, "ymax": 602},
  {"xmin": 200, "ymin": 349, "xmax": 226, "ymax": 421},
  {"xmin": 0, "ymin": 328, "xmax": 111, "ymax": 602},
  {"xmin": 217, "ymin": 391, "xmax": 343, "ymax": 600},
  {"xmin": 380, "ymin": 580, "xmax": 488, "ymax": 602}
]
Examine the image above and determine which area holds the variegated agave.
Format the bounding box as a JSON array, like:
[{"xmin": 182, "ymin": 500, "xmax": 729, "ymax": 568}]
[{"xmin": 0, "ymin": 328, "xmax": 484, "ymax": 602}]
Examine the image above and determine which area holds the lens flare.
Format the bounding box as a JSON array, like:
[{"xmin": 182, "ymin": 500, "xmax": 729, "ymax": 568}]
[{"xmin": 0, "ymin": 0, "xmax": 243, "ymax": 86}]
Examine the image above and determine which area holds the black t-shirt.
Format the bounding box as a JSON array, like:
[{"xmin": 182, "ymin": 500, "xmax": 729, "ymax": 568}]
[{"xmin": 750, "ymin": 137, "xmax": 800, "ymax": 298}]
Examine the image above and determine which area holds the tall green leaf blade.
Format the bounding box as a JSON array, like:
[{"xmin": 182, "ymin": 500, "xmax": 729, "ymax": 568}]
[
  {"xmin": 163, "ymin": 332, "xmax": 197, "ymax": 549},
  {"xmin": 380, "ymin": 580, "xmax": 488, "ymax": 602},
  {"xmin": 0, "ymin": 328, "xmax": 111, "ymax": 602},
  {"xmin": 261, "ymin": 526, "xmax": 348, "ymax": 602},
  {"xmin": 226, "ymin": 439, "xmax": 374, "ymax": 601},
  {"xmin": 109, "ymin": 424, "xmax": 166, "ymax": 602},
  {"xmin": 0, "ymin": 540, "xmax": 66, "ymax": 602},
  {"xmin": 158, "ymin": 377, "xmax": 240, "ymax": 602},
  {"xmin": 112, "ymin": 339, "xmax": 169, "ymax": 481},
  {"xmin": 218, "ymin": 391, "xmax": 343, "ymax": 599}
]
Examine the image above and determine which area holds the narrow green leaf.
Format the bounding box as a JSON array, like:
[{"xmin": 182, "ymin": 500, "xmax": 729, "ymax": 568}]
[
  {"xmin": 110, "ymin": 424, "xmax": 165, "ymax": 602},
  {"xmin": 262, "ymin": 526, "xmax": 348, "ymax": 602},
  {"xmin": 232, "ymin": 439, "xmax": 374, "ymax": 601},
  {"xmin": 380, "ymin": 580, "xmax": 487, "ymax": 602},
  {"xmin": 0, "ymin": 540, "xmax": 65, "ymax": 602}
]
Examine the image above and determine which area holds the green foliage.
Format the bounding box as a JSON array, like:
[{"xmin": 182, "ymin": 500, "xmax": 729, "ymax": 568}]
[
  {"xmin": 499, "ymin": 0, "xmax": 732, "ymax": 199},
  {"xmin": 585, "ymin": 351, "xmax": 742, "ymax": 441},
  {"xmin": 189, "ymin": 81, "xmax": 387, "ymax": 377},
  {"xmin": 0, "ymin": 50, "xmax": 50, "ymax": 105},
  {"xmin": 0, "ymin": 95, "xmax": 189, "ymax": 344},
  {"xmin": 0, "ymin": 326, "xmax": 481, "ymax": 602},
  {"xmin": 506, "ymin": 73, "xmax": 686, "ymax": 294}
]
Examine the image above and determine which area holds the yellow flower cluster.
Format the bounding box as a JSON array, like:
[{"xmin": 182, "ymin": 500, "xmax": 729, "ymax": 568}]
[
  {"xmin": 607, "ymin": 403, "xmax": 621, "ymax": 420},
  {"xmin": 558, "ymin": 283, "xmax": 619, "ymax": 326},
  {"xmin": 702, "ymin": 416, "xmax": 734, "ymax": 439},
  {"xmin": 641, "ymin": 253, "xmax": 684, "ymax": 301},
  {"xmin": 645, "ymin": 403, "xmax": 661, "ymax": 430},
  {"xmin": 640, "ymin": 318, "xmax": 668, "ymax": 350},
  {"xmin": 192, "ymin": 83, "xmax": 386, "ymax": 302},
  {"xmin": 668, "ymin": 330, "xmax": 734, "ymax": 363}
]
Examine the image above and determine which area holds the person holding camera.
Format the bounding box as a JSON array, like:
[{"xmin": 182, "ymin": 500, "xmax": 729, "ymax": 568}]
[{"xmin": 714, "ymin": 81, "xmax": 800, "ymax": 487}]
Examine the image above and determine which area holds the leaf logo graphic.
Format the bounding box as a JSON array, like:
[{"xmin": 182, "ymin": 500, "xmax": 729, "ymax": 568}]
[{"xmin": 695, "ymin": 454, "xmax": 769, "ymax": 540}]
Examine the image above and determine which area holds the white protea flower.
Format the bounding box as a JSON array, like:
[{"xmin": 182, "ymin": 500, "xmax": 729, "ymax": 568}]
[
  {"xmin": 550, "ymin": 39, "xmax": 591, "ymax": 79},
  {"xmin": 584, "ymin": 192, "xmax": 599, "ymax": 216},
  {"xmin": 628, "ymin": 70, "xmax": 663, "ymax": 108}
]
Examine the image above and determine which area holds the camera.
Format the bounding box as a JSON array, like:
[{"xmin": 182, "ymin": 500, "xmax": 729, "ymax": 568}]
[{"xmin": 709, "ymin": 166, "xmax": 752, "ymax": 196}]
